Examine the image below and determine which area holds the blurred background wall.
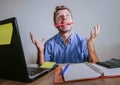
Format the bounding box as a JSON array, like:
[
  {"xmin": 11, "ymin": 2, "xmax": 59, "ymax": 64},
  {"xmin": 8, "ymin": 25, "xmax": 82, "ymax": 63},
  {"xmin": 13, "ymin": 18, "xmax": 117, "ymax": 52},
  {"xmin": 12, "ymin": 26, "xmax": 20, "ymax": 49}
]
[{"xmin": 0, "ymin": 0, "xmax": 120, "ymax": 63}]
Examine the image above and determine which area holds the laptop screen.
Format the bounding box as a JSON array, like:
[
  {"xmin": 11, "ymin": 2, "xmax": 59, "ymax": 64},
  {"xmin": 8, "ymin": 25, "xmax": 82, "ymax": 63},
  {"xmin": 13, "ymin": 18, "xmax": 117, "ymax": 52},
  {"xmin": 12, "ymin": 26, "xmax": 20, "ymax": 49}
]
[{"xmin": 0, "ymin": 17, "xmax": 29, "ymax": 81}]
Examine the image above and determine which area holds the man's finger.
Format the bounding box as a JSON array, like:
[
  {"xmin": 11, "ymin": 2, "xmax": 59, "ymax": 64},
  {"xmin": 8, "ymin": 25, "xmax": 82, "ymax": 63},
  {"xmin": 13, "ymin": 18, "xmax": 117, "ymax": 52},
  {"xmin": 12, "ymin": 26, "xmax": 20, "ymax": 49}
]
[
  {"xmin": 29, "ymin": 32, "xmax": 35, "ymax": 44},
  {"xmin": 41, "ymin": 38, "xmax": 45, "ymax": 44}
]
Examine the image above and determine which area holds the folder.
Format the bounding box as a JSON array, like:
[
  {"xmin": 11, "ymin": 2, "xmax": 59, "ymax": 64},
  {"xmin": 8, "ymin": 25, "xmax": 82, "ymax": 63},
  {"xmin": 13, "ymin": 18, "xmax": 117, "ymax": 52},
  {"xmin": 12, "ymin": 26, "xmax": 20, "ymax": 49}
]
[{"xmin": 54, "ymin": 62, "xmax": 120, "ymax": 84}]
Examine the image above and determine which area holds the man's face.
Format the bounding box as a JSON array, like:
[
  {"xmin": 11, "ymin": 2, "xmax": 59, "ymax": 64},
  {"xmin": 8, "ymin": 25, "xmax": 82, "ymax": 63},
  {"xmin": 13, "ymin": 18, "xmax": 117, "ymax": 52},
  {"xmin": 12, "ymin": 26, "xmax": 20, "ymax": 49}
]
[{"xmin": 55, "ymin": 9, "xmax": 73, "ymax": 33}]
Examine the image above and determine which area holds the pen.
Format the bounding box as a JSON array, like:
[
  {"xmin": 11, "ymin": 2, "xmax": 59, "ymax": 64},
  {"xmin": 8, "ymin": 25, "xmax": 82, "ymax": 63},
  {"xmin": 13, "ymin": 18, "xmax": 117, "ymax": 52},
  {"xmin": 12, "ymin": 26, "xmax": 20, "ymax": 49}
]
[
  {"xmin": 54, "ymin": 22, "xmax": 74, "ymax": 27},
  {"xmin": 62, "ymin": 64, "xmax": 70, "ymax": 75}
]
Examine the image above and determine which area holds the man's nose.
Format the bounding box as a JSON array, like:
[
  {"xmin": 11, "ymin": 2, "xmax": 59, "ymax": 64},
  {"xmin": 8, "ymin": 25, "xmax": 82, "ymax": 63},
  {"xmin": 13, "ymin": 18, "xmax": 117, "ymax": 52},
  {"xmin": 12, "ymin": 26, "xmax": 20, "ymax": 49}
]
[{"xmin": 62, "ymin": 15, "xmax": 67, "ymax": 20}]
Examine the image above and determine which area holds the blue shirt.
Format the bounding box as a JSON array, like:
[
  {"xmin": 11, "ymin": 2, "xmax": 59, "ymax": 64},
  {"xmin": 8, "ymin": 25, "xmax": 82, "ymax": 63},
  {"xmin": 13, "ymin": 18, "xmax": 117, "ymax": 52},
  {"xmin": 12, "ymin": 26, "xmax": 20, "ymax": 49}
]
[{"xmin": 44, "ymin": 32, "xmax": 88, "ymax": 64}]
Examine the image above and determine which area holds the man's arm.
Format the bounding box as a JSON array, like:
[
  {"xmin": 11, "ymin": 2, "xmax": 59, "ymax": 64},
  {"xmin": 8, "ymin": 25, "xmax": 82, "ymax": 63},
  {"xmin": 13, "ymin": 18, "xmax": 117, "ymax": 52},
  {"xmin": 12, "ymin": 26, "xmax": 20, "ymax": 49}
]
[
  {"xmin": 37, "ymin": 48, "xmax": 45, "ymax": 65},
  {"xmin": 86, "ymin": 25, "xmax": 100, "ymax": 63},
  {"xmin": 29, "ymin": 32, "xmax": 45, "ymax": 65},
  {"xmin": 87, "ymin": 41, "xmax": 99, "ymax": 63}
]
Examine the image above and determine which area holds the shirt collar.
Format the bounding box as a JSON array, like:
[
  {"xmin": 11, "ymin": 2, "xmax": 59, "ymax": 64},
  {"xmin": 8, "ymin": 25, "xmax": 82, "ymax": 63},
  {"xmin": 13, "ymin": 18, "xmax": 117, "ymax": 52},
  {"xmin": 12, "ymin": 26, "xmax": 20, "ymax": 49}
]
[{"xmin": 56, "ymin": 32, "xmax": 75, "ymax": 45}]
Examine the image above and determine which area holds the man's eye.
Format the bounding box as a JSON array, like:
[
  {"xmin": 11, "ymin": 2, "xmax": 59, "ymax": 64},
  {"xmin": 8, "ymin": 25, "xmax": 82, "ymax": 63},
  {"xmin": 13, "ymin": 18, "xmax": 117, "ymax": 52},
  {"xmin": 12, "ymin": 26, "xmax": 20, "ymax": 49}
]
[
  {"xmin": 66, "ymin": 14, "xmax": 70, "ymax": 17},
  {"xmin": 57, "ymin": 15, "xmax": 62, "ymax": 18},
  {"xmin": 56, "ymin": 15, "xmax": 60, "ymax": 17}
]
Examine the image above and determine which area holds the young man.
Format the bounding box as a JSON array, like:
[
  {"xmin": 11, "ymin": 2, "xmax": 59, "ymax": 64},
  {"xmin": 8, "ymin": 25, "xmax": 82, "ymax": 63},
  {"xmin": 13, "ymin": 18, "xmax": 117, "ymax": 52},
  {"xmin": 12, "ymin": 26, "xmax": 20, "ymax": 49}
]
[{"xmin": 30, "ymin": 5, "xmax": 100, "ymax": 65}]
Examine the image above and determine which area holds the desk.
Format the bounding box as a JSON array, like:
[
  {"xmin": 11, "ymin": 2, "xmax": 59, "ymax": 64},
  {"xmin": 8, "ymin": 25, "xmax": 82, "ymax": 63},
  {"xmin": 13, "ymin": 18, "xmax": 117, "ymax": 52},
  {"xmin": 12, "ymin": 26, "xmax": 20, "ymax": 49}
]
[{"xmin": 0, "ymin": 65, "xmax": 120, "ymax": 85}]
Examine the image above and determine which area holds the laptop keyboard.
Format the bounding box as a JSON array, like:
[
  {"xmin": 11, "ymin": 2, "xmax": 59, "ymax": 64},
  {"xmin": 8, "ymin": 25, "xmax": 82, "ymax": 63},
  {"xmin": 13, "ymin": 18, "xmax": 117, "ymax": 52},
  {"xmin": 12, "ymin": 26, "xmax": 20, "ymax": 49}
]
[{"xmin": 28, "ymin": 67, "xmax": 48, "ymax": 76}]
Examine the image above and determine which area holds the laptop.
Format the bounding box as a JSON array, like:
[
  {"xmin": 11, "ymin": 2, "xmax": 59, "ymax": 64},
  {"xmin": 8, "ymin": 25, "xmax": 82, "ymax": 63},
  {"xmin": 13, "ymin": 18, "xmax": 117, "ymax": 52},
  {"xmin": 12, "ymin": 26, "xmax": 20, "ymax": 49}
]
[{"xmin": 0, "ymin": 17, "xmax": 58, "ymax": 82}]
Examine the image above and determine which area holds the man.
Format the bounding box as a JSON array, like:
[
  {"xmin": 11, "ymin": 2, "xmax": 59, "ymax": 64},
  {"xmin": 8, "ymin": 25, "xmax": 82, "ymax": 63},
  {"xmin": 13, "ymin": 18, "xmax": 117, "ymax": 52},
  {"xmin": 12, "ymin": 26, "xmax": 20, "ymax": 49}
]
[{"xmin": 30, "ymin": 5, "xmax": 100, "ymax": 65}]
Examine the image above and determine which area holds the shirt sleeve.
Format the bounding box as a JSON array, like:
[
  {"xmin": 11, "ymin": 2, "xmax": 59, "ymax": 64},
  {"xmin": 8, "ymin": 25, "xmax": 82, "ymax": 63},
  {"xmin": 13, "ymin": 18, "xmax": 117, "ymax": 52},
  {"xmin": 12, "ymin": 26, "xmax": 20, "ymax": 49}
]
[
  {"xmin": 82, "ymin": 38, "xmax": 89, "ymax": 61},
  {"xmin": 44, "ymin": 42, "xmax": 52, "ymax": 62}
]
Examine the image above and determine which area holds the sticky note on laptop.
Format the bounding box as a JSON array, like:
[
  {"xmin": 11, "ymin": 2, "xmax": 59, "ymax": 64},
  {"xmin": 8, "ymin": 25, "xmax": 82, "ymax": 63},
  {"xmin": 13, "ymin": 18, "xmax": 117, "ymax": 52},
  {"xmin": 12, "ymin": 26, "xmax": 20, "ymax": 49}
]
[
  {"xmin": 0, "ymin": 23, "xmax": 13, "ymax": 45},
  {"xmin": 40, "ymin": 62, "xmax": 56, "ymax": 68}
]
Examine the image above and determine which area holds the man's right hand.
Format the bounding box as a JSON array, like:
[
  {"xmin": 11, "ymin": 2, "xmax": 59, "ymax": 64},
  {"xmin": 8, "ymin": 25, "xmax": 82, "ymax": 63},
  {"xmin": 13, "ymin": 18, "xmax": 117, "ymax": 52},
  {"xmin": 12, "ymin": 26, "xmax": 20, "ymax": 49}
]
[{"xmin": 29, "ymin": 32, "xmax": 45, "ymax": 53}]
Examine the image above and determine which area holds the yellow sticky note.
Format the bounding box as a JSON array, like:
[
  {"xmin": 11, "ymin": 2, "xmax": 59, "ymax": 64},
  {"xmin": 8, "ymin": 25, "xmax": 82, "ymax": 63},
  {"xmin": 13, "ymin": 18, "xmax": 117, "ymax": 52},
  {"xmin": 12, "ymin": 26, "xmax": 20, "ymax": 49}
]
[
  {"xmin": 40, "ymin": 62, "xmax": 56, "ymax": 68},
  {"xmin": 0, "ymin": 23, "xmax": 13, "ymax": 45}
]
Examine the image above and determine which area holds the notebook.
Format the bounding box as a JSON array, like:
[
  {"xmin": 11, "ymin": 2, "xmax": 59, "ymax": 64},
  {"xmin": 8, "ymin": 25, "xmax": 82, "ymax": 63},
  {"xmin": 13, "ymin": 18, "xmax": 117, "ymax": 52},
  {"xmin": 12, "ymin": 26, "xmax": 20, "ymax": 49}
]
[
  {"xmin": 0, "ymin": 17, "xmax": 58, "ymax": 82},
  {"xmin": 54, "ymin": 62, "xmax": 120, "ymax": 83}
]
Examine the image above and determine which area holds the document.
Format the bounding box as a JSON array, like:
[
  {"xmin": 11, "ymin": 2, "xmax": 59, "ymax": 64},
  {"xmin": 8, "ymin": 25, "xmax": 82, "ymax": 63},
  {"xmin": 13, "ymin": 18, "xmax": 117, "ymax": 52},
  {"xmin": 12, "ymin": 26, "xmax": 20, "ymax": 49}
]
[
  {"xmin": 61, "ymin": 62, "xmax": 120, "ymax": 82},
  {"xmin": 93, "ymin": 64, "xmax": 120, "ymax": 77}
]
